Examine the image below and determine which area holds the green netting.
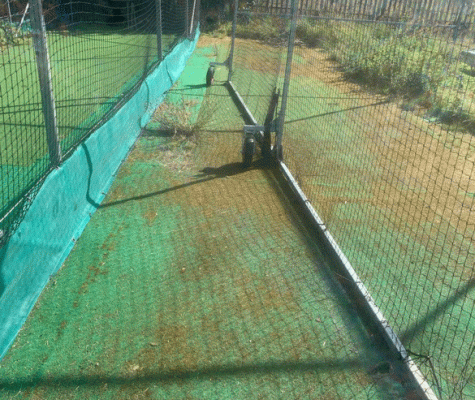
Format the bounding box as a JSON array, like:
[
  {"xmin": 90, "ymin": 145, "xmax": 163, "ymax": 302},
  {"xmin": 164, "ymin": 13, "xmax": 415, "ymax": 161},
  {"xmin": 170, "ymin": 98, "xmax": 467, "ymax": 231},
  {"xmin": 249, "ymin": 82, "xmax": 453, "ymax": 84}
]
[
  {"xmin": 280, "ymin": 12, "xmax": 475, "ymax": 400},
  {"xmin": 1, "ymin": 0, "xmax": 200, "ymax": 244},
  {"xmin": 0, "ymin": 28, "xmax": 199, "ymax": 362},
  {"xmin": 0, "ymin": 40, "xmax": 420, "ymax": 399}
]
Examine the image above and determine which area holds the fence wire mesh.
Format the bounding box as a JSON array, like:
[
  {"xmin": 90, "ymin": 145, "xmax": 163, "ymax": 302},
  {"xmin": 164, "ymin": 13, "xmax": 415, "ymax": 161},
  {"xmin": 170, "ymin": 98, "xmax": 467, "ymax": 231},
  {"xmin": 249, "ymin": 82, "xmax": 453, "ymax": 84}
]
[
  {"xmin": 2, "ymin": 0, "xmax": 475, "ymax": 398},
  {"xmin": 0, "ymin": 38, "xmax": 425, "ymax": 399},
  {"xmin": 0, "ymin": 0, "xmax": 199, "ymax": 241},
  {"xmin": 222, "ymin": 1, "xmax": 475, "ymax": 398},
  {"xmin": 230, "ymin": 11, "xmax": 286, "ymax": 124}
]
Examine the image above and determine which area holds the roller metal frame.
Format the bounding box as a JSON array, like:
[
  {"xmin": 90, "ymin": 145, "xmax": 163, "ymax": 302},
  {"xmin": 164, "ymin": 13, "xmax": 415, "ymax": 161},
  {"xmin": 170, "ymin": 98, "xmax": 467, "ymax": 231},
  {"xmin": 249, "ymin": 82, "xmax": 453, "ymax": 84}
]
[{"xmin": 206, "ymin": 0, "xmax": 281, "ymax": 167}]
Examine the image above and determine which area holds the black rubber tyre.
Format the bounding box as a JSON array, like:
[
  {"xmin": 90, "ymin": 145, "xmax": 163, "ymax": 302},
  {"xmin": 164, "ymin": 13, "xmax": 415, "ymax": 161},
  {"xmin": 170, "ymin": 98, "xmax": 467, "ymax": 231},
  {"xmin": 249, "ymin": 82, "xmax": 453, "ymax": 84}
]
[
  {"xmin": 206, "ymin": 67, "xmax": 215, "ymax": 86},
  {"xmin": 242, "ymin": 137, "xmax": 255, "ymax": 168}
]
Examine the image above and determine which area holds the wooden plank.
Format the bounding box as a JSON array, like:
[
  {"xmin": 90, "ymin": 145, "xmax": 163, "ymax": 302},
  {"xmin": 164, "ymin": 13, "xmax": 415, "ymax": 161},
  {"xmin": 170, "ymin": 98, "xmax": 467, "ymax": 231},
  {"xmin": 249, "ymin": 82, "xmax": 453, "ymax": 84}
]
[
  {"xmin": 433, "ymin": 1, "xmax": 445, "ymax": 24},
  {"xmin": 393, "ymin": 0, "xmax": 404, "ymax": 20},
  {"xmin": 363, "ymin": 0, "xmax": 371, "ymax": 17},
  {"xmin": 269, "ymin": 0, "xmax": 475, "ymax": 22},
  {"xmin": 357, "ymin": 0, "xmax": 364, "ymax": 16},
  {"xmin": 264, "ymin": 0, "xmax": 270, "ymax": 14}
]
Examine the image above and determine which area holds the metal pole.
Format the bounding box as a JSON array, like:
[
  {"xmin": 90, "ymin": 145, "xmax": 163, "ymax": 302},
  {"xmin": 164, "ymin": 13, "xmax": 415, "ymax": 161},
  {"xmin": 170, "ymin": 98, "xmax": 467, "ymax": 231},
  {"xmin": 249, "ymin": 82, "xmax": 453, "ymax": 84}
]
[
  {"xmin": 275, "ymin": 0, "xmax": 297, "ymax": 159},
  {"xmin": 155, "ymin": 0, "xmax": 162, "ymax": 61},
  {"xmin": 30, "ymin": 0, "xmax": 62, "ymax": 167},
  {"xmin": 190, "ymin": 0, "xmax": 198, "ymax": 36},
  {"xmin": 185, "ymin": 0, "xmax": 190, "ymax": 38},
  {"xmin": 19, "ymin": 3, "xmax": 30, "ymax": 30},
  {"xmin": 6, "ymin": 0, "xmax": 12, "ymax": 24},
  {"xmin": 227, "ymin": 0, "xmax": 239, "ymax": 81}
]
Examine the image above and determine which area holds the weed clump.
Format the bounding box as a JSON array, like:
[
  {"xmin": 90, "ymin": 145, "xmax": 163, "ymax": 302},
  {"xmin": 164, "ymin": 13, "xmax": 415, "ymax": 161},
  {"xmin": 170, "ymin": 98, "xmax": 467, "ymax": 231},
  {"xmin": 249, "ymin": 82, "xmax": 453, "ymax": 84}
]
[
  {"xmin": 151, "ymin": 100, "xmax": 199, "ymax": 139},
  {"xmin": 144, "ymin": 97, "xmax": 216, "ymax": 171},
  {"xmin": 148, "ymin": 97, "xmax": 217, "ymax": 141}
]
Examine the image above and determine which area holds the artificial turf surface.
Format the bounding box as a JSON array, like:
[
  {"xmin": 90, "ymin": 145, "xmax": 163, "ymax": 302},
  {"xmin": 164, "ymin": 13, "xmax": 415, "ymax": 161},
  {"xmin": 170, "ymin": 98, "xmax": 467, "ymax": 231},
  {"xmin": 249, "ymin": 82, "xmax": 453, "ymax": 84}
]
[{"xmin": 0, "ymin": 37, "xmax": 419, "ymax": 399}]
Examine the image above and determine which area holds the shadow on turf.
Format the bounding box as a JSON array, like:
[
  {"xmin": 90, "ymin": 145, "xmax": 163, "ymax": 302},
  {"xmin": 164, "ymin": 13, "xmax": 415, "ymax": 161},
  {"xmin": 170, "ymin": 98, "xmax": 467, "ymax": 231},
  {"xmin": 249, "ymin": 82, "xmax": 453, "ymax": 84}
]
[
  {"xmin": 82, "ymin": 143, "xmax": 101, "ymax": 209},
  {"xmin": 99, "ymin": 159, "xmax": 274, "ymax": 209},
  {"xmin": 400, "ymin": 278, "xmax": 475, "ymax": 344},
  {"xmin": 283, "ymin": 98, "xmax": 390, "ymax": 125},
  {"xmin": 0, "ymin": 358, "xmax": 363, "ymax": 391}
]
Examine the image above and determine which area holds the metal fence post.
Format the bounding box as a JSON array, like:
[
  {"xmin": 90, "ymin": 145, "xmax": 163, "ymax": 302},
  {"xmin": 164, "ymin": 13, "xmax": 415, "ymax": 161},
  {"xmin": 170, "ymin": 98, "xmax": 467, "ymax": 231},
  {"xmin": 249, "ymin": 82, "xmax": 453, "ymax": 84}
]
[
  {"xmin": 275, "ymin": 0, "xmax": 297, "ymax": 159},
  {"xmin": 155, "ymin": 0, "xmax": 162, "ymax": 61},
  {"xmin": 185, "ymin": 0, "xmax": 190, "ymax": 38},
  {"xmin": 227, "ymin": 0, "xmax": 239, "ymax": 81},
  {"xmin": 6, "ymin": 0, "xmax": 12, "ymax": 23},
  {"xmin": 190, "ymin": 0, "xmax": 198, "ymax": 37},
  {"xmin": 30, "ymin": 0, "xmax": 62, "ymax": 167}
]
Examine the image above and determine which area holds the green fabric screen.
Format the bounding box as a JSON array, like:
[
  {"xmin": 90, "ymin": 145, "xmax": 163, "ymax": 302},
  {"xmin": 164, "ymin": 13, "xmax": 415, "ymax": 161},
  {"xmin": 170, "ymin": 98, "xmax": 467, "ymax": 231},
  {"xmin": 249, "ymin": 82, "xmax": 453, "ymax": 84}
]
[{"xmin": 0, "ymin": 29, "xmax": 200, "ymax": 361}]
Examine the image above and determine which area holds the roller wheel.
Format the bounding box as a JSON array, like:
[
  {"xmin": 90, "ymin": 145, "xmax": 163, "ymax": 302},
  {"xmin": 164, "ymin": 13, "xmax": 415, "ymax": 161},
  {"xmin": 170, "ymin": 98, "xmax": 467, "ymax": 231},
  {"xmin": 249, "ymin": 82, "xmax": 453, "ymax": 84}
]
[
  {"xmin": 206, "ymin": 67, "xmax": 215, "ymax": 86},
  {"xmin": 242, "ymin": 136, "xmax": 255, "ymax": 168}
]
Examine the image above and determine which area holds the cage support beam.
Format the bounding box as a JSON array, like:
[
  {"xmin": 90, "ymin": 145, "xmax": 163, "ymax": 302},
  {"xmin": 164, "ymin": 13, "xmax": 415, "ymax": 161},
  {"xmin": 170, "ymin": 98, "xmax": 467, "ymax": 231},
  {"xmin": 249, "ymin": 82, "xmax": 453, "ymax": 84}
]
[
  {"xmin": 227, "ymin": 0, "xmax": 239, "ymax": 81},
  {"xmin": 155, "ymin": 0, "xmax": 162, "ymax": 61},
  {"xmin": 275, "ymin": 0, "xmax": 298, "ymax": 158},
  {"xmin": 30, "ymin": 0, "xmax": 62, "ymax": 167}
]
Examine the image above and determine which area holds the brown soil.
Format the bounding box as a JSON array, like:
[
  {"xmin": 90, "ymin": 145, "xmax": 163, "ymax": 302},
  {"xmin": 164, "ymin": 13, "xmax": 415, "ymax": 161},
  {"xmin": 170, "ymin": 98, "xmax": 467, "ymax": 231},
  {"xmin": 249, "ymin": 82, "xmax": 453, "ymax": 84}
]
[{"xmin": 288, "ymin": 43, "xmax": 475, "ymax": 277}]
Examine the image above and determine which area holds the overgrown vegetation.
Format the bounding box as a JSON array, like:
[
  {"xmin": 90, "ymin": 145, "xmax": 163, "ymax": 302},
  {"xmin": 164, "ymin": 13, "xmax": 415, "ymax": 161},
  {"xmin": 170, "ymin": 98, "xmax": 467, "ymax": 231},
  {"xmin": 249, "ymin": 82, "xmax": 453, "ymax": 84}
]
[
  {"xmin": 294, "ymin": 19, "xmax": 475, "ymax": 130},
  {"xmin": 211, "ymin": 15, "xmax": 286, "ymax": 41},
  {"xmin": 211, "ymin": 15, "xmax": 475, "ymax": 132},
  {"xmin": 334, "ymin": 23, "xmax": 474, "ymax": 129},
  {"xmin": 295, "ymin": 19, "xmax": 339, "ymax": 48},
  {"xmin": 0, "ymin": 21, "xmax": 30, "ymax": 50},
  {"xmin": 144, "ymin": 96, "xmax": 217, "ymax": 171},
  {"xmin": 149, "ymin": 97, "xmax": 216, "ymax": 138}
]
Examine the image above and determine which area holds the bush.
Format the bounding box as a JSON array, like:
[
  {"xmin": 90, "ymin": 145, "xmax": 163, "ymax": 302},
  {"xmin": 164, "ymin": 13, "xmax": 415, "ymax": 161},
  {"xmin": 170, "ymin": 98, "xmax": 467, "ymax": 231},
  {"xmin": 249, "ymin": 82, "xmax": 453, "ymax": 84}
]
[
  {"xmin": 334, "ymin": 28, "xmax": 446, "ymax": 100},
  {"xmin": 295, "ymin": 19, "xmax": 339, "ymax": 48},
  {"xmin": 0, "ymin": 21, "xmax": 30, "ymax": 50},
  {"xmin": 234, "ymin": 16, "xmax": 286, "ymax": 42}
]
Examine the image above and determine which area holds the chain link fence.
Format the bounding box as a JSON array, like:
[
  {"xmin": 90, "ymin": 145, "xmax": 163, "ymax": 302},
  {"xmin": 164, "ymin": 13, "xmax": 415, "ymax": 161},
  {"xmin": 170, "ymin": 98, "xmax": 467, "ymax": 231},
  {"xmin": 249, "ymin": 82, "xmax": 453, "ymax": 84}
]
[
  {"xmin": 217, "ymin": 0, "xmax": 475, "ymax": 398},
  {"xmin": 3, "ymin": 0, "xmax": 475, "ymax": 398},
  {"xmin": 0, "ymin": 0, "xmax": 199, "ymax": 243}
]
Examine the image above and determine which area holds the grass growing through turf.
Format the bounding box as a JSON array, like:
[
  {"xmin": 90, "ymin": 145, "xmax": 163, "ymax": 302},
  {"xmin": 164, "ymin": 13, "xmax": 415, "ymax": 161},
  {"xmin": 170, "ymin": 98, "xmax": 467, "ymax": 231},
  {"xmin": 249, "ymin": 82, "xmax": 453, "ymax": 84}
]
[{"xmin": 143, "ymin": 96, "xmax": 218, "ymax": 172}]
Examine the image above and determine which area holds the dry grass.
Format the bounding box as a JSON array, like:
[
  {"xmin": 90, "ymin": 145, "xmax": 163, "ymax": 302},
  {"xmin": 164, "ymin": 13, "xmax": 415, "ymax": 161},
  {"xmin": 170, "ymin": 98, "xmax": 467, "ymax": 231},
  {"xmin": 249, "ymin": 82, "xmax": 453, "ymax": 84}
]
[{"xmin": 142, "ymin": 96, "xmax": 218, "ymax": 172}]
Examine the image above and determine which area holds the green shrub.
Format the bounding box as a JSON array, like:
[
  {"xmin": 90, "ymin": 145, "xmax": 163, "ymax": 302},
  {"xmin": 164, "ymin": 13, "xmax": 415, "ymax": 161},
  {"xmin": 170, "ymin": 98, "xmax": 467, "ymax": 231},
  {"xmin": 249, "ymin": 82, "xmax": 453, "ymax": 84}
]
[
  {"xmin": 234, "ymin": 16, "xmax": 285, "ymax": 42},
  {"xmin": 0, "ymin": 21, "xmax": 31, "ymax": 49},
  {"xmin": 333, "ymin": 25, "xmax": 475, "ymax": 129},
  {"xmin": 295, "ymin": 19, "xmax": 339, "ymax": 48},
  {"xmin": 334, "ymin": 28, "xmax": 448, "ymax": 101}
]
